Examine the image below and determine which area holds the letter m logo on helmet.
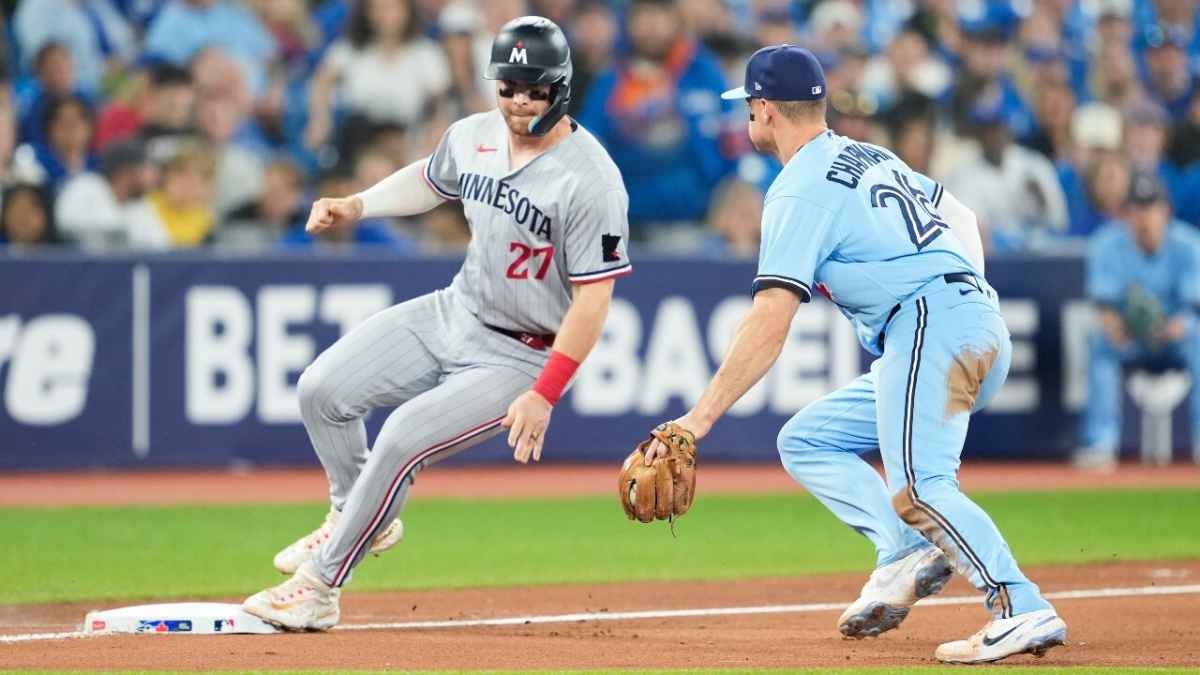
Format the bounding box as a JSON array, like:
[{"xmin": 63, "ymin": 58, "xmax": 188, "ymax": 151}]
[{"xmin": 486, "ymin": 16, "xmax": 573, "ymax": 136}]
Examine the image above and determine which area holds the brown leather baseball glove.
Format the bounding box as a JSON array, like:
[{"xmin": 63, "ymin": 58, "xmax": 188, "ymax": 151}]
[{"xmin": 618, "ymin": 422, "xmax": 697, "ymax": 523}]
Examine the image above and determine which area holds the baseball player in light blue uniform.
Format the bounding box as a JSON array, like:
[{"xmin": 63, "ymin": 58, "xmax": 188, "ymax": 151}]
[
  {"xmin": 1077, "ymin": 170, "xmax": 1200, "ymax": 469},
  {"xmin": 644, "ymin": 45, "xmax": 1066, "ymax": 664}
]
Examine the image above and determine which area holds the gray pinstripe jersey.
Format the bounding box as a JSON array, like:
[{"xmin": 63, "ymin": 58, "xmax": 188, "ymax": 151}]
[{"xmin": 424, "ymin": 110, "xmax": 632, "ymax": 335}]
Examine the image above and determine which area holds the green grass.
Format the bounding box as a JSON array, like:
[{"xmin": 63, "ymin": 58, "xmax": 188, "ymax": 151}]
[{"xmin": 2, "ymin": 489, "xmax": 1198, "ymax": 605}]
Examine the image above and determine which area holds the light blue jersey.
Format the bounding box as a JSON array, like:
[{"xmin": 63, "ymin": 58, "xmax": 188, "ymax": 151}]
[
  {"xmin": 1082, "ymin": 220, "xmax": 1200, "ymax": 455},
  {"xmin": 1087, "ymin": 220, "xmax": 1200, "ymax": 317},
  {"xmin": 754, "ymin": 130, "xmax": 978, "ymax": 355},
  {"xmin": 721, "ymin": 42, "xmax": 1058, "ymax": 648},
  {"xmin": 766, "ymin": 130, "xmax": 1052, "ymax": 622}
]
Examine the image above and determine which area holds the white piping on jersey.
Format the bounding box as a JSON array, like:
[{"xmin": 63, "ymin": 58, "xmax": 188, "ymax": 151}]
[
  {"xmin": 753, "ymin": 274, "xmax": 813, "ymax": 301},
  {"xmin": 569, "ymin": 262, "xmax": 633, "ymax": 283},
  {"xmin": 423, "ymin": 159, "xmax": 460, "ymax": 200}
]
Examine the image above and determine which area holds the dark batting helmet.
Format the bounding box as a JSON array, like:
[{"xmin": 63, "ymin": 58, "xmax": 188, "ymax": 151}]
[{"xmin": 484, "ymin": 16, "xmax": 572, "ymax": 137}]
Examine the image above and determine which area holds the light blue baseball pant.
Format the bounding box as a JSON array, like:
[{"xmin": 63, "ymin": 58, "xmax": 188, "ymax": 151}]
[
  {"xmin": 1082, "ymin": 325, "xmax": 1200, "ymax": 455},
  {"xmin": 778, "ymin": 280, "xmax": 1052, "ymax": 618}
]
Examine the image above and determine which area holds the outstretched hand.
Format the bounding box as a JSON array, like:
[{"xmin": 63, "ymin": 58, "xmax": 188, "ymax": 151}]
[{"xmin": 306, "ymin": 196, "xmax": 363, "ymax": 235}]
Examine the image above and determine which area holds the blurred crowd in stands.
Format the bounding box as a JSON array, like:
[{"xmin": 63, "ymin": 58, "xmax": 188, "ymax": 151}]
[{"xmin": 0, "ymin": 0, "xmax": 1198, "ymax": 257}]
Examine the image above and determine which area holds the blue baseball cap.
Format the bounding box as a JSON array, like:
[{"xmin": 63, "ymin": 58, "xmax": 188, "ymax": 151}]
[
  {"xmin": 1127, "ymin": 170, "xmax": 1168, "ymax": 206},
  {"xmin": 720, "ymin": 45, "xmax": 827, "ymax": 101}
]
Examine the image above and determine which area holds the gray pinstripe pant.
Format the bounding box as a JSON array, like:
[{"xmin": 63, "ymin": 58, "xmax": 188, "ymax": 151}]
[{"xmin": 298, "ymin": 288, "xmax": 546, "ymax": 587}]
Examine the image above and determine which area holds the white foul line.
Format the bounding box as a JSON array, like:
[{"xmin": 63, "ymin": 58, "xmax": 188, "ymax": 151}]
[{"xmin": 3, "ymin": 583, "xmax": 1198, "ymax": 644}]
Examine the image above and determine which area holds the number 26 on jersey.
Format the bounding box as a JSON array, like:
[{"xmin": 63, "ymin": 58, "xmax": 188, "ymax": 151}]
[{"xmin": 870, "ymin": 170, "xmax": 948, "ymax": 251}]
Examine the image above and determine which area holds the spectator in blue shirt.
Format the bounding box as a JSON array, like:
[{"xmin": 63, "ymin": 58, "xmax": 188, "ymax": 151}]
[
  {"xmin": 578, "ymin": 0, "xmax": 733, "ymax": 235},
  {"xmin": 1060, "ymin": 102, "xmax": 1127, "ymax": 237},
  {"xmin": 142, "ymin": 0, "xmax": 277, "ymax": 97},
  {"xmin": 30, "ymin": 95, "xmax": 99, "ymax": 192},
  {"xmin": 1078, "ymin": 171, "xmax": 1200, "ymax": 469},
  {"xmin": 13, "ymin": 0, "xmax": 136, "ymax": 96},
  {"xmin": 279, "ymin": 167, "xmax": 418, "ymax": 251},
  {"xmin": 0, "ymin": 183, "xmax": 60, "ymax": 248},
  {"xmin": 1139, "ymin": 23, "xmax": 1196, "ymax": 117},
  {"xmin": 949, "ymin": 13, "xmax": 1038, "ymax": 143},
  {"xmin": 1122, "ymin": 99, "xmax": 1195, "ymax": 222},
  {"xmin": 1135, "ymin": 0, "xmax": 1200, "ymax": 65},
  {"xmin": 698, "ymin": 176, "xmax": 761, "ymax": 258},
  {"xmin": 14, "ymin": 43, "xmax": 94, "ymax": 146}
]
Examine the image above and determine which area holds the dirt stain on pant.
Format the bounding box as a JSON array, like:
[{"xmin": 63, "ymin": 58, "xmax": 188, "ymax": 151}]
[
  {"xmin": 892, "ymin": 487, "xmax": 1013, "ymax": 617},
  {"xmin": 945, "ymin": 347, "xmax": 998, "ymax": 417}
]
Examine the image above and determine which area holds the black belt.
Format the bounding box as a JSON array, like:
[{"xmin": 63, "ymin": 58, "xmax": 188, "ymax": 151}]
[
  {"xmin": 486, "ymin": 324, "xmax": 556, "ymax": 351},
  {"xmin": 881, "ymin": 273, "xmax": 982, "ymax": 346}
]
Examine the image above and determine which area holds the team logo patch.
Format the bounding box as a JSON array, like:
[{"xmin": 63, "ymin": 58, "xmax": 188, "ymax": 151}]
[
  {"xmin": 136, "ymin": 619, "xmax": 192, "ymax": 633},
  {"xmin": 602, "ymin": 234, "xmax": 622, "ymax": 262},
  {"xmin": 812, "ymin": 85, "xmax": 823, "ymax": 95}
]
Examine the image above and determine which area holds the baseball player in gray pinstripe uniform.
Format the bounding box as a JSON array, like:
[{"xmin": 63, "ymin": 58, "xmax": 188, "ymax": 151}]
[{"xmin": 243, "ymin": 16, "xmax": 631, "ymax": 631}]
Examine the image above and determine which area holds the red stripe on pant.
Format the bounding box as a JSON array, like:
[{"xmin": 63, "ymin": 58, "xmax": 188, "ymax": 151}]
[{"xmin": 331, "ymin": 415, "xmax": 506, "ymax": 587}]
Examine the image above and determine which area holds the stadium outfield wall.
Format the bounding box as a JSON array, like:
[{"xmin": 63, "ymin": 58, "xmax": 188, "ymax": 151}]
[{"xmin": 0, "ymin": 252, "xmax": 1144, "ymax": 470}]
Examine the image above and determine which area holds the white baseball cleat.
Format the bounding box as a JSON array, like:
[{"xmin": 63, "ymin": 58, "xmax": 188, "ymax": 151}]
[
  {"xmin": 273, "ymin": 508, "xmax": 404, "ymax": 574},
  {"xmin": 1071, "ymin": 447, "xmax": 1118, "ymax": 473},
  {"xmin": 935, "ymin": 608, "xmax": 1067, "ymax": 664},
  {"xmin": 242, "ymin": 561, "xmax": 341, "ymax": 631},
  {"xmin": 838, "ymin": 546, "xmax": 952, "ymax": 638}
]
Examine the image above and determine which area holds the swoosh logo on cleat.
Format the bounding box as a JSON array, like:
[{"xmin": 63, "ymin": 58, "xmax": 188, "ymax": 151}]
[{"xmin": 982, "ymin": 624, "xmax": 1022, "ymax": 646}]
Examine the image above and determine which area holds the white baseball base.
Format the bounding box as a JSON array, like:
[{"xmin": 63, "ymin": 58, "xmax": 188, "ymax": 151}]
[{"xmin": 83, "ymin": 603, "xmax": 281, "ymax": 635}]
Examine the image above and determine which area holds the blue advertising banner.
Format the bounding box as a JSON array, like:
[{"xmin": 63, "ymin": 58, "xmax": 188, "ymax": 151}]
[{"xmin": 0, "ymin": 252, "xmax": 1114, "ymax": 470}]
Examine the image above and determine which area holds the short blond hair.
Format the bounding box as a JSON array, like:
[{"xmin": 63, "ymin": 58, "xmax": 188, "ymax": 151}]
[
  {"xmin": 772, "ymin": 99, "xmax": 827, "ymax": 123},
  {"xmin": 163, "ymin": 141, "xmax": 216, "ymax": 178}
]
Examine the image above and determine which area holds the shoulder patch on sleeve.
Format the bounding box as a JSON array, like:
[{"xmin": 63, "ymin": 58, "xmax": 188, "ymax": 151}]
[{"xmin": 602, "ymin": 234, "xmax": 622, "ymax": 262}]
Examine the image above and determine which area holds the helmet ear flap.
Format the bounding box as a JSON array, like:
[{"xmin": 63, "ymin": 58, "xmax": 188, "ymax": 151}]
[{"xmin": 527, "ymin": 79, "xmax": 571, "ymax": 136}]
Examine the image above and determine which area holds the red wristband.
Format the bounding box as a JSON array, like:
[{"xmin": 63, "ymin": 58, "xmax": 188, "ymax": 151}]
[{"xmin": 532, "ymin": 351, "xmax": 580, "ymax": 406}]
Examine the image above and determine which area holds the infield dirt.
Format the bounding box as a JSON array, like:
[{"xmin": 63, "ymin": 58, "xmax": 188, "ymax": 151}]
[
  {"xmin": 1, "ymin": 561, "xmax": 1197, "ymax": 670},
  {"xmin": 2, "ymin": 463, "xmax": 1198, "ymax": 670}
]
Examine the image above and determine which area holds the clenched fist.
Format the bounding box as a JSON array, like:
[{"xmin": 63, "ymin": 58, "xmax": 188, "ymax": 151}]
[{"xmin": 306, "ymin": 196, "xmax": 364, "ymax": 235}]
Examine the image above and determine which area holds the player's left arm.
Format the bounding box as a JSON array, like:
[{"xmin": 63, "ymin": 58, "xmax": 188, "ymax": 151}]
[
  {"xmin": 505, "ymin": 280, "xmax": 615, "ymax": 463},
  {"xmin": 914, "ymin": 172, "xmax": 986, "ymax": 275},
  {"xmin": 1162, "ymin": 231, "xmax": 1200, "ymax": 343},
  {"xmin": 505, "ymin": 186, "xmax": 632, "ymax": 463}
]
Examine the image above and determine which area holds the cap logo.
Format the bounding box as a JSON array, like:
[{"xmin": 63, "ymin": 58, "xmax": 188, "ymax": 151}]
[
  {"xmin": 812, "ymin": 85, "xmax": 823, "ymax": 95},
  {"xmin": 754, "ymin": 81, "xmax": 762, "ymax": 91},
  {"xmin": 509, "ymin": 46, "xmax": 528, "ymax": 64}
]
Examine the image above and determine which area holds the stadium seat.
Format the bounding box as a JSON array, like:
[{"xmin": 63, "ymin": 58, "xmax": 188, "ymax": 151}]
[{"xmin": 1126, "ymin": 370, "xmax": 1191, "ymax": 466}]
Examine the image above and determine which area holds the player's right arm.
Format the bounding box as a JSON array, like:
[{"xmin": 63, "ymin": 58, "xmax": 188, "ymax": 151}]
[
  {"xmin": 645, "ymin": 194, "xmax": 837, "ymax": 460},
  {"xmin": 307, "ymin": 119, "xmax": 464, "ymax": 235},
  {"xmin": 1086, "ymin": 228, "xmax": 1130, "ymax": 349},
  {"xmin": 304, "ymin": 159, "xmax": 447, "ymax": 234},
  {"xmin": 666, "ymin": 286, "xmax": 800, "ymax": 441}
]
